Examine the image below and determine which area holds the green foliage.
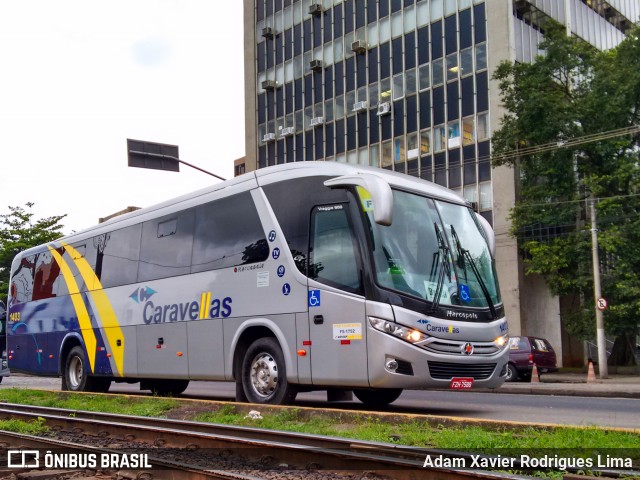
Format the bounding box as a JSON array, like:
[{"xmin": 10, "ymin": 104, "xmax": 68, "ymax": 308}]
[
  {"xmin": 0, "ymin": 203, "xmax": 66, "ymax": 304},
  {"xmin": 492, "ymin": 21, "xmax": 640, "ymax": 342}
]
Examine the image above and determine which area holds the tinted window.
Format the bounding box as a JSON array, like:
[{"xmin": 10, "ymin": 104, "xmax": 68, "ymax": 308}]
[
  {"xmin": 263, "ymin": 176, "xmax": 349, "ymax": 275},
  {"xmin": 97, "ymin": 225, "xmax": 142, "ymax": 288},
  {"xmin": 191, "ymin": 192, "xmax": 268, "ymax": 273},
  {"xmin": 138, "ymin": 209, "xmax": 195, "ymax": 281},
  {"xmin": 310, "ymin": 205, "xmax": 361, "ymax": 291}
]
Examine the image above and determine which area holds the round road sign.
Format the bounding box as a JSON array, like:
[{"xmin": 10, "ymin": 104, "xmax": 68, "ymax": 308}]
[{"xmin": 596, "ymin": 297, "xmax": 608, "ymax": 311}]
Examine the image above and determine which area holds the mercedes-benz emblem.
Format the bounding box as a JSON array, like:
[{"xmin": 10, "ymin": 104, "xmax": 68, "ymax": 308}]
[{"xmin": 462, "ymin": 342, "xmax": 474, "ymax": 355}]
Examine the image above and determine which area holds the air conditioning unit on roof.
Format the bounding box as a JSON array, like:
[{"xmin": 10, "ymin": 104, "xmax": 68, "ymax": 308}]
[
  {"xmin": 377, "ymin": 102, "xmax": 391, "ymax": 116},
  {"xmin": 351, "ymin": 40, "xmax": 368, "ymax": 54},
  {"xmin": 261, "ymin": 79, "xmax": 277, "ymax": 91},
  {"xmin": 262, "ymin": 133, "xmax": 276, "ymax": 142},
  {"xmin": 281, "ymin": 127, "xmax": 295, "ymax": 137},
  {"xmin": 309, "ymin": 116, "xmax": 324, "ymax": 127},
  {"xmin": 352, "ymin": 101, "xmax": 368, "ymax": 112}
]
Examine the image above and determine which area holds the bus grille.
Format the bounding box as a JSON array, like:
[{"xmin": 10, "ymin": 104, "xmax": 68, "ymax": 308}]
[
  {"xmin": 423, "ymin": 339, "xmax": 500, "ymax": 356},
  {"xmin": 428, "ymin": 361, "xmax": 496, "ymax": 380}
]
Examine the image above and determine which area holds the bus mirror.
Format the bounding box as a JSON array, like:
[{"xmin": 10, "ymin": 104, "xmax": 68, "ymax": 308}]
[
  {"xmin": 475, "ymin": 213, "xmax": 496, "ymax": 257},
  {"xmin": 324, "ymin": 173, "xmax": 393, "ymax": 225}
]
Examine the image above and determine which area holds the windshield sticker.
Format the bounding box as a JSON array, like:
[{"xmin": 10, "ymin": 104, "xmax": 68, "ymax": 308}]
[
  {"xmin": 459, "ymin": 284, "xmax": 471, "ymax": 303},
  {"xmin": 356, "ymin": 186, "xmax": 374, "ymax": 212},
  {"xmin": 317, "ymin": 204, "xmax": 344, "ymax": 212},
  {"xmin": 333, "ymin": 323, "xmax": 362, "ymax": 340},
  {"xmin": 257, "ymin": 271, "xmax": 269, "ymax": 288},
  {"xmin": 424, "ymin": 281, "xmax": 452, "ymax": 303}
]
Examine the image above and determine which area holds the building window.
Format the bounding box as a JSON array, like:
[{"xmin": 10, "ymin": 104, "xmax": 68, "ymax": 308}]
[
  {"xmin": 392, "ymin": 73, "xmax": 404, "ymax": 100},
  {"xmin": 405, "ymin": 68, "xmax": 417, "ymax": 96},
  {"xmin": 379, "ymin": 77, "xmax": 392, "ymax": 102},
  {"xmin": 335, "ymin": 94, "xmax": 345, "ymax": 118},
  {"xmin": 420, "ymin": 128, "xmax": 431, "ymax": 155},
  {"xmin": 407, "ymin": 132, "xmax": 419, "ymax": 160},
  {"xmin": 393, "ymin": 136, "xmax": 406, "ymax": 163},
  {"xmin": 370, "ymin": 143, "xmax": 380, "ymax": 167},
  {"xmin": 476, "ymin": 42, "xmax": 487, "ymax": 70},
  {"xmin": 434, "ymin": 125, "xmax": 446, "ymax": 152},
  {"xmin": 477, "ymin": 112, "xmax": 489, "ymax": 140},
  {"xmin": 368, "ymin": 82, "xmax": 379, "ymax": 107},
  {"xmin": 460, "ymin": 47, "xmax": 473, "ymax": 76},
  {"xmin": 432, "ymin": 58, "xmax": 444, "ymax": 85},
  {"xmin": 446, "ymin": 52, "xmax": 458, "ymax": 81},
  {"xmin": 448, "ymin": 120, "xmax": 461, "ymax": 149},
  {"xmin": 463, "ymin": 184, "xmax": 478, "ymax": 206},
  {"xmin": 479, "ymin": 181, "xmax": 492, "ymax": 211},
  {"xmin": 381, "ymin": 139, "xmax": 393, "ymax": 167},
  {"xmin": 462, "ymin": 116, "xmax": 475, "ymax": 146},
  {"xmin": 419, "ymin": 63, "xmax": 430, "ymax": 91}
]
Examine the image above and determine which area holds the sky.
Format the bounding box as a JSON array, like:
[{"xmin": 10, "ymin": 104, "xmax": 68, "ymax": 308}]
[{"xmin": 0, "ymin": 1, "xmax": 245, "ymax": 234}]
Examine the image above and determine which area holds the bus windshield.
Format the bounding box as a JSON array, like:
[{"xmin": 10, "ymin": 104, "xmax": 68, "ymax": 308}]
[{"xmin": 362, "ymin": 188, "xmax": 501, "ymax": 313}]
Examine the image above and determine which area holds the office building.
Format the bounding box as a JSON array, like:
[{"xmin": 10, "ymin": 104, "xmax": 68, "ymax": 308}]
[{"xmin": 242, "ymin": 0, "xmax": 639, "ymax": 365}]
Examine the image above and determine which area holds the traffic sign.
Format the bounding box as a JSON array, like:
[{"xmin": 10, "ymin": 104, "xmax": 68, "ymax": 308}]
[{"xmin": 596, "ymin": 297, "xmax": 608, "ymax": 311}]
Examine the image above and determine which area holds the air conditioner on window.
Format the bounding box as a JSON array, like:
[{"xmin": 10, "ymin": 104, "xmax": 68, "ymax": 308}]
[
  {"xmin": 281, "ymin": 127, "xmax": 295, "ymax": 137},
  {"xmin": 308, "ymin": 3, "xmax": 323, "ymax": 15},
  {"xmin": 262, "ymin": 133, "xmax": 276, "ymax": 142},
  {"xmin": 262, "ymin": 27, "xmax": 275, "ymax": 38},
  {"xmin": 377, "ymin": 102, "xmax": 391, "ymax": 116},
  {"xmin": 352, "ymin": 101, "xmax": 368, "ymax": 112},
  {"xmin": 309, "ymin": 116, "xmax": 324, "ymax": 127},
  {"xmin": 309, "ymin": 59, "xmax": 323, "ymax": 72},
  {"xmin": 261, "ymin": 79, "xmax": 277, "ymax": 91},
  {"xmin": 351, "ymin": 40, "xmax": 368, "ymax": 54}
]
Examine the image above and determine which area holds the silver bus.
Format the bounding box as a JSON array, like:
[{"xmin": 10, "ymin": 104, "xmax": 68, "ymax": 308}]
[{"xmin": 6, "ymin": 162, "xmax": 509, "ymax": 405}]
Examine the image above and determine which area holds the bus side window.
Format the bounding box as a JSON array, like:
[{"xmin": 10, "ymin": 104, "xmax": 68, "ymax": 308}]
[
  {"xmin": 309, "ymin": 205, "xmax": 361, "ymax": 292},
  {"xmin": 191, "ymin": 191, "xmax": 269, "ymax": 273},
  {"xmin": 138, "ymin": 209, "xmax": 195, "ymax": 282},
  {"xmin": 96, "ymin": 224, "xmax": 142, "ymax": 289}
]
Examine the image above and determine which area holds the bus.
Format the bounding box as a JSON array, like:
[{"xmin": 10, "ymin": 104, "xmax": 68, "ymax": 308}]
[
  {"xmin": 6, "ymin": 162, "xmax": 509, "ymax": 405},
  {"xmin": 0, "ymin": 301, "xmax": 8, "ymax": 382}
]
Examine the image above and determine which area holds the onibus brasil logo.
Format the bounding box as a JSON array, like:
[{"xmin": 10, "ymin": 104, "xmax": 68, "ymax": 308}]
[{"xmin": 130, "ymin": 287, "xmax": 233, "ymax": 324}]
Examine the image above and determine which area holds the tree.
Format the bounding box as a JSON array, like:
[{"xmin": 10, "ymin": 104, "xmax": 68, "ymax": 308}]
[
  {"xmin": 0, "ymin": 203, "xmax": 67, "ymax": 304},
  {"xmin": 492, "ymin": 22, "xmax": 640, "ymax": 366}
]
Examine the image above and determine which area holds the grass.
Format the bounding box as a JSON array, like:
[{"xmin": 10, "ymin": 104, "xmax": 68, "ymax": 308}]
[
  {"xmin": 0, "ymin": 389, "xmax": 638, "ymax": 472},
  {"xmin": 0, "ymin": 417, "xmax": 48, "ymax": 435}
]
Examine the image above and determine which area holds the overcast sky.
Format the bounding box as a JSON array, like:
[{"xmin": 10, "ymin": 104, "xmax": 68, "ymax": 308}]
[{"xmin": 0, "ymin": 1, "xmax": 245, "ymax": 234}]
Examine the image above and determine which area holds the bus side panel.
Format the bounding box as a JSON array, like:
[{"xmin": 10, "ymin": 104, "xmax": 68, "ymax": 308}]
[
  {"xmin": 187, "ymin": 318, "xmax": 225, "ymax": 380},
  {"xmin": 295, "ymin": 312, "xmax": 311, "ymax": 383},
  {"xmin": 136, "ymin": 322, "xmax": 188, "ymax": 379}
]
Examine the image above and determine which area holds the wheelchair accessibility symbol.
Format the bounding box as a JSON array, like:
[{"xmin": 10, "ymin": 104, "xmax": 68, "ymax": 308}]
[
  {"xmin": 459, "ymin": 284, "xmax": 471, "ymax": 303},
  {"xmin": 308, "ymin": 290, "xmax": 321, "ymax": 307}
]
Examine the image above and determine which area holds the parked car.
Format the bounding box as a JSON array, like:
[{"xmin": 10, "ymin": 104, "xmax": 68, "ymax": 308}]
[{"xmin": 506, "ymin": 336, "xmax": 558, "ymax": 382}]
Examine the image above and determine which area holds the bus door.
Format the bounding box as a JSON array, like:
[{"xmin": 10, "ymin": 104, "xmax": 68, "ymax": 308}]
[{"xmin": 307, "ymin": 204, "xmax": 369, "ymax": 387}]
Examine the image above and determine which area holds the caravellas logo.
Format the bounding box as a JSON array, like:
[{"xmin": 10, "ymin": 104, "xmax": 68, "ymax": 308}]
[
  {"xmin": 417, "ymin": 319, "xmax": 460, "ymax": 334},
  {"xmin": 129, "ymin": 286, "xmax": 157, "ymax": 303}
]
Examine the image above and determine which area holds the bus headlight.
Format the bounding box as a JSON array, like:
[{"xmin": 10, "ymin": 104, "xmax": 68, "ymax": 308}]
[
  {"xmin": 368, "ymin": 317, "xmax": 428, "ymax": 344},
  {"xmin": 494, "ymin": 334, "xmax": 509, "ymax": 349}
]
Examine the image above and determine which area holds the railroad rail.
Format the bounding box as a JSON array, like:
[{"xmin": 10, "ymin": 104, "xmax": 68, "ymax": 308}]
[{"xmin": 0, "ymin": 403, "xmax": 634, "ymax": 479}]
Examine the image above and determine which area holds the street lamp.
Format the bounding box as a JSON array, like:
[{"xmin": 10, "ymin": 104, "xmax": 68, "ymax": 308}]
[{"xmin": 126, "ymin": 139, "xmax": 226, "ymax": 181}]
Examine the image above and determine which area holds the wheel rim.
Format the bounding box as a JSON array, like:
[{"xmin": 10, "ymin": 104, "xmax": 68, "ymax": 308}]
[
  {"xmin": 506, "ymin": 365, "xmax": 514, "ymax": 380},
  {"xmin": 249, "ymin": 352, "xmax": 278, "ymax": 398},
  {"xmin": 68, "ymin": 355, "xmax": 84, "ymax": 389}
]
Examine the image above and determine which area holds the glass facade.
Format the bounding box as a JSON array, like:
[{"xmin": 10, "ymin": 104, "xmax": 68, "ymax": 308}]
[
  {"xmin": 254, "ymin": 0, "xmax": 492, "ymax": 220},
  {"xmin": 250, "ymin": 0, "xmax": 638, "ymax": 225}
]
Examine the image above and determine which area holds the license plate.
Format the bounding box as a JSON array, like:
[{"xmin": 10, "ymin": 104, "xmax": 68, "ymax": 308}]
[{"xmin": 449, "ymin": 377, "xmax": 474, "ymax": 390}]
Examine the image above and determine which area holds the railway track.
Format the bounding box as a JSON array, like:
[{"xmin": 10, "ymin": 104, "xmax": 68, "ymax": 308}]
[{"xmin": 0, "ymin": 402, "xmax": 634, "ymax": 479}]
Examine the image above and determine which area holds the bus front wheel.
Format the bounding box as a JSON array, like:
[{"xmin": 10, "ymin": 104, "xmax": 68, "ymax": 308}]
[
  {"xmin": 63, "ymin": 346, "xmax": 111, "ymax": 393},
  {"xmin": 353, "ymin": 388, "xmax": 403, "ymax": 407},
  {"xmin": 242, "ymin": 337, "xmax": 297, "ymax": 405}
]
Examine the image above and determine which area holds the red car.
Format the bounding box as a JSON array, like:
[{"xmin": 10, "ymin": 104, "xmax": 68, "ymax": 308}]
[{"xmin": 506, "ymin": 336, "xmax": 558, "ymax": 382}]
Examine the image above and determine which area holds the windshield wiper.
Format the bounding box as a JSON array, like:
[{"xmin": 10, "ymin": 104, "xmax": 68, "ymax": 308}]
[
  {"xmin": 430, "ymin": 223, "xmax": 450, "ymax": 313},
  {"xmin": 450, "ymin": 226, "xmax": 497, "ymax": 319}
]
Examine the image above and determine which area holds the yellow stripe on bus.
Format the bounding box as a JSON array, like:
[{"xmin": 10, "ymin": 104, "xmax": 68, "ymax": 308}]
[
  {"xmin": 47, "ymin": 246, "xmax": 98, "ymax": 373},
  {"xmin": 62, "ymin": 242, "xmax": 125, "ymax": 378}
]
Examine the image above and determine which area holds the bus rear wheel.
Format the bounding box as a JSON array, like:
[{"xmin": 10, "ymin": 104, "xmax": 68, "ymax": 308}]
[
  {"xmin": 242, "ymin": 337, "xmax": 297, "ymax": 405},
  {"xmin": 63, "ymin": 346, "xmax": 111, "ymax": 393},
  {"xmin": 353, "ymin": 388, "xmax": 403, "ymax": 407}
]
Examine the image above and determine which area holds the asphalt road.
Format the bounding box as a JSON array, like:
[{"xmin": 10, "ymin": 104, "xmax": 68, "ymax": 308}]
[{"xmin": 3, "ymin": 374, "xmax": 638, "ymax": 429}]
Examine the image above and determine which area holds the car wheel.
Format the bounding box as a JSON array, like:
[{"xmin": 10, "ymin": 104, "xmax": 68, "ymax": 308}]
[
  {"xmin": 505, "ymin": 363, "xmax": 518, "ymax": 382},
  {"xmin": 242, "ymin": 337, "xmax": 297, "ymax": 405}
]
